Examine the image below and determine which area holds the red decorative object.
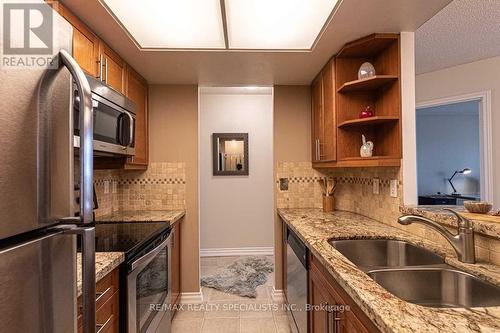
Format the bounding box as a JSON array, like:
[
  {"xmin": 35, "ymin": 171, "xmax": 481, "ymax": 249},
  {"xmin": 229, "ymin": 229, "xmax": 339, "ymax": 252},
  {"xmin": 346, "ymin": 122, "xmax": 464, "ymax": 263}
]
[{"xmin": 359, "ymin": 106, "xmax": 374, "ymax": 118}]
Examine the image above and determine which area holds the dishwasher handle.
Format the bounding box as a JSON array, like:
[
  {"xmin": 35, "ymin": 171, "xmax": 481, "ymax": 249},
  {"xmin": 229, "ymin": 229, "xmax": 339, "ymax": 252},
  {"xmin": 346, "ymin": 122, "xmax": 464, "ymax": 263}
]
[{"xmin": 287, "ymin": 227, "xmax": 308, "ymax": 268}]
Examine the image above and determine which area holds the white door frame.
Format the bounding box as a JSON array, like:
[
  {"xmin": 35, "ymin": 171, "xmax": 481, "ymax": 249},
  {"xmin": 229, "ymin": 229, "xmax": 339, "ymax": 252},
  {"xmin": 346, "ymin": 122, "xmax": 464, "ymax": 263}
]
[{"xmin": 415, "ymin": 90, "xmax": 493, "ymax": 203}]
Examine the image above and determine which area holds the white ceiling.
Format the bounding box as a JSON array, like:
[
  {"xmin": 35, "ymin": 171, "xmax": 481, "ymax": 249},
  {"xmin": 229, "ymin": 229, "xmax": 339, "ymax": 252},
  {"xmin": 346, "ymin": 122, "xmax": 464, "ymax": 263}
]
[
  {"xmin": 416, "ymin": 0, "xmax": 500, "ymax": 74},
  {"xmin": 61, "ymin": 0, "xmax": 451, "ymax": 85}
]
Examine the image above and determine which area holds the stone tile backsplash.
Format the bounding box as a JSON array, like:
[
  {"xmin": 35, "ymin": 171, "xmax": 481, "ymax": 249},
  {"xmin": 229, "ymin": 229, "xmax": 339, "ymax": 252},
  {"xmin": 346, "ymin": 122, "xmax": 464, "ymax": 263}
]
[
  {"xmin": 93, "ymin": 162, "xmax": 186, "ymax": 218},
  {"xmin": 275, "ymin": 161, "xmax": 500, "ymax": 265}
]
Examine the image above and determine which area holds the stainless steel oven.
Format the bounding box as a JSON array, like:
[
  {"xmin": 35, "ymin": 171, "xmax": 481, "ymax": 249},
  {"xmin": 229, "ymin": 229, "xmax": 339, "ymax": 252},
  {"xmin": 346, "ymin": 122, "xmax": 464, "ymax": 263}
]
[
  {"xmin": 127, "ymin": 228, "xmax": 172, "ymax": 333},
  {"xmin": 74, "ymin": 74, "xmax": 136, "ymax": 156}
]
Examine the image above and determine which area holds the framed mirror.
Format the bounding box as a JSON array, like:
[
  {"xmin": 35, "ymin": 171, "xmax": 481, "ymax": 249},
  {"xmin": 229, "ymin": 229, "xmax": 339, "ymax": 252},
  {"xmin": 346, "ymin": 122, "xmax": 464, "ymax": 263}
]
[{"xmin": 212, "ymin": 133, "xmax": 249, "ymax": 176}]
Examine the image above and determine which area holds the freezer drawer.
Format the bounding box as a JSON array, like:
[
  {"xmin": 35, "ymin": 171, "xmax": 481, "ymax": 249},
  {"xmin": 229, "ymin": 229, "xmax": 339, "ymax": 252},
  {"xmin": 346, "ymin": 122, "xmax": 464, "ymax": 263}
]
[{"xmin": 0, "ymin": 232, "xmax": 76, "ymax": 333}]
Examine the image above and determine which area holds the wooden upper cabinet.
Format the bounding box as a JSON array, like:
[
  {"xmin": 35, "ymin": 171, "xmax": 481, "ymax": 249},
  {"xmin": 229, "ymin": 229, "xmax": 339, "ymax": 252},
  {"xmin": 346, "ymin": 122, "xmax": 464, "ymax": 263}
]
[
  {"xmin": 321, "ymin": 59, "xmax": 336, "ymax": 162},
  {"xmin": 99, "ymin": 41, "xmax": 126, "ymax": 94},
  {"xmin": 311, "ymin": 76, "xmax": 323, "ymax": 163},
  {"xmin": 311, "ymin": 58, "xmax": 336, "ymax": 164},
  {"xmin": 124, "ymin": 66, "xmax": 149, "ymax": 169},
  {"xmin": 58, "ymin": 4, "xmax": 99, "ymax": 77}
]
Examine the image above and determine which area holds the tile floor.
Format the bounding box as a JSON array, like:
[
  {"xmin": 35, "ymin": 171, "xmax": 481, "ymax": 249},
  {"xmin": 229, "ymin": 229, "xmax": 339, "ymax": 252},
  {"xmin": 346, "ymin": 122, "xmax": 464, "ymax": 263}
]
[{"xmin": 172, "ymin": 256, "xmax": 291, "ymax": 333}]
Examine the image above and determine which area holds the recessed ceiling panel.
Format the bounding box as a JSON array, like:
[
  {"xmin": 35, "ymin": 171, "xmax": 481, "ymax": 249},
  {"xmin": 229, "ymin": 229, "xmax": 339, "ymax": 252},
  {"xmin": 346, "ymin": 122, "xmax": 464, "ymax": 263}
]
[
  {"xmin": 101, "ymin": 0, "xmax": 225, "ymax": 49},
  {"xmin": 225, "ymin": 0, "xmax": 339, "ymax": 50}
]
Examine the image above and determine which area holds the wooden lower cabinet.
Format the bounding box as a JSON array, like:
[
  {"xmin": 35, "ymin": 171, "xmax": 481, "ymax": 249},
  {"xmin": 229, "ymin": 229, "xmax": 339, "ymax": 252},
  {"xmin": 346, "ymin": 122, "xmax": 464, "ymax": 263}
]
[
  {"xmin": 309, "ymin": 254, "xmax": 379, "ymax": 333},
  {"xmin": 171, "ymin": 223, "xmax": 181, "ymax": 317},
  {"xmin": 77, "ymin": 268, "xmax": 120, "ymax": 333}
]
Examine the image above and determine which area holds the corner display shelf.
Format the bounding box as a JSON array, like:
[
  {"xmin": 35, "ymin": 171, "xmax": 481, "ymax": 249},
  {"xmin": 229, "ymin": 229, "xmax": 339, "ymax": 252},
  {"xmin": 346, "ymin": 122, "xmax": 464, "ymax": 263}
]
[
  {"xmin": 338, "ymin": 116, "xmax": 399, "ymax": 128},
  {"xmin": 337, "ymin": 75, "xmax": 398, "ymax": 93},
  {"xmin": 334, "ymin": 33, "xmax": 402, "ymax": 167}
]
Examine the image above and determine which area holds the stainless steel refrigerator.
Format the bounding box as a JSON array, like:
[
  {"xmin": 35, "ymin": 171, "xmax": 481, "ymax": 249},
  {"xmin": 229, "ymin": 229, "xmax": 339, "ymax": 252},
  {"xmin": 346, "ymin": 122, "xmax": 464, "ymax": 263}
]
[{"xmin": 0, "ymin": 2, "xmax": 96, "ymax": 332}]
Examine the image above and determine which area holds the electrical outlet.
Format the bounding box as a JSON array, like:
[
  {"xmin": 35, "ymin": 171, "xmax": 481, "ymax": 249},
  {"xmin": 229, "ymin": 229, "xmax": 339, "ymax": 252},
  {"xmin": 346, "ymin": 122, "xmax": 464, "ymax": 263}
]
[
  {"xmin": 103, "ymin": 180, "xmax": 109, "ymax": 194},
  {"xmin": 390, "ymin": 179, "xmax": 398, "ymax": 198},
  {"xmin": 373, "ymin": 178, "xmax": 380, "ymax": 195},
  {"xmin": 112, "ymin": 181, "xmax": 118, "ymax": 194}
]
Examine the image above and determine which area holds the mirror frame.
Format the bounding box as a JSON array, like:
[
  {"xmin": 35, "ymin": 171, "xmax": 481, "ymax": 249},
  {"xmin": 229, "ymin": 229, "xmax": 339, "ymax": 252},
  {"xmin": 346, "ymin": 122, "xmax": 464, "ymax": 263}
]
[{"xmin": 212, "ymin": 133, "xmax": 249, "ymax": 176}]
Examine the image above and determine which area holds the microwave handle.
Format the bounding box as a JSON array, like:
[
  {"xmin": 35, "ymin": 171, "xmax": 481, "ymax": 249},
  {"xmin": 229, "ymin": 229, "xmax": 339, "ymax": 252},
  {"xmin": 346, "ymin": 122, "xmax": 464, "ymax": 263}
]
[
  {"xmin": 117, "ymin": 112, "xmax": 124, "ymax": 146},
  {"xmin": 59, "ymin": 50, "xmax": 96, "ymax": 333},
  {"xmin": 125, "ymin": 111, "xmax": 134, "ymax": 147}
]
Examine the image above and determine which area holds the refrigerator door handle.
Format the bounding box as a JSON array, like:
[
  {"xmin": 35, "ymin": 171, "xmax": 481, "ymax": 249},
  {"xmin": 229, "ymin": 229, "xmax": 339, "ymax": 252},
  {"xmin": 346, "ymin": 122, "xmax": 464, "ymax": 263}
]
[
  {"xmin": 58, "ymin": 50, "xmax": 95, "ymax": 333},
  {"xmin": 55, "ymin": 224, "xmax": 96, "ymax": 333},
  {"xmin": 59, "ymin": 50, "xmax": 94, "ymax": 225}
]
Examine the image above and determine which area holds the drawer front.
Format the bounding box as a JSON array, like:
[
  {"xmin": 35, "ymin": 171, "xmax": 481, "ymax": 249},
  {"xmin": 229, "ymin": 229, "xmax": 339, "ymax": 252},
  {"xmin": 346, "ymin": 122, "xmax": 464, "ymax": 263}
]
[
  {"xmin": 78, "ymin": 291, "xmax": 119, "ymax": 333},
  {"xmin": 78, "ymin": 269, "xmax": 120, "ymax": 330}
]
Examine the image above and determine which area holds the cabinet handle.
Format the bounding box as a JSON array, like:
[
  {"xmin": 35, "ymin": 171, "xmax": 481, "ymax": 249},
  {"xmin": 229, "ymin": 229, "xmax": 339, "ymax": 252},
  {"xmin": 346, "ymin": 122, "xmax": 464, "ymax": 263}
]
[
  {"xmin": 98, "ymin": 55, "xmax": 103, "ymax": 80},
  {"xmin": 318, "ymin": 141, "xmax": 325, "ymax": 158},
  {"xmin": 105, "ymin": 58, "xmax": 108, "ymax": 83},
  {"xmin": 333, "ymin": 309, "xmax": 342, "ymax": 333},
  {"xmin": 95, "ymin": 286, "xmax": 111, "ymax": 304},
  {"xmin": 315, "ymin": 139, "xmax": 320, "ymax": 161},
  {"xmin": 96, "ymin": 315, "xmax": 113, "ymax": 333}
]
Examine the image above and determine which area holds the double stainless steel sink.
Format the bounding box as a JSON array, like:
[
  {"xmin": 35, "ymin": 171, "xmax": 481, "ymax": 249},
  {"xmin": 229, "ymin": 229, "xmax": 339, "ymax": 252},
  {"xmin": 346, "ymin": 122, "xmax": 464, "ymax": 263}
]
[{"xmin": 329, "ymin": 239, "xmax": 500, "ymax": 308}]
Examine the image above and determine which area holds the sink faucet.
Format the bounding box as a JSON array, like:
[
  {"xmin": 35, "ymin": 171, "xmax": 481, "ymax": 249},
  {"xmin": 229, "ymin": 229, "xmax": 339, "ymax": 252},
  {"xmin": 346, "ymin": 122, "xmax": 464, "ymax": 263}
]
[{"xmin": 398, "ymin": 209, "xmax": 475, "ymax": 263}]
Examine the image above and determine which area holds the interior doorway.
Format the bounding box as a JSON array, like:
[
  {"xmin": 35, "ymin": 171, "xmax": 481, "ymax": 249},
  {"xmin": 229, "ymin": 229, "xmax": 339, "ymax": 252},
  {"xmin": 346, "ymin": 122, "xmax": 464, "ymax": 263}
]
[{"xmin": 415, "ymin": 92, "xmax": 493, "ymax": 205}]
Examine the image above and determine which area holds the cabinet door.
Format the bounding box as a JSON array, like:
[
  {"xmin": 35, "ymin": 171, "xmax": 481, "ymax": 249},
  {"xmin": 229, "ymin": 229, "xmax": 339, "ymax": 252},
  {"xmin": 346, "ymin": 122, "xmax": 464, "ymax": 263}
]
[
  {"xmin": 311, "ymin": 76, "xmax": 323, "ymax": 162},
  {"xmin": 341, "ymin": 311, "xmax": 370, "ymax": 333},
  {"xmin": 171, "ymin": 224, "xmax": 181, "ymax": 307},
  {"xmin": 309, "ymin": 265, "xmax": 334, "ymax": 333},
  {"xmin": 321, "ymin": 60, "xmax": 336, "ymax": 162},
  {"xmin": 124, "ymin": 67, "xmax": 149, "ymax": 169},
  {"xmin": 58, "ymin": 4, "xmax": 99, "ymax": 77},
  {"xmin": 99, "ymin": 42, "xmax": 126, "ymax": 93}
]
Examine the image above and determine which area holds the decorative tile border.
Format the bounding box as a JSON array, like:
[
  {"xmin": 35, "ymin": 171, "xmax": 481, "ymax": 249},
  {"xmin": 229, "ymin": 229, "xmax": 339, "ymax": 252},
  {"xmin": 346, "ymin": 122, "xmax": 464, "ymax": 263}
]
[
  {"xmin": 118, "ymin": 178, "xmax": 186, "ymax": 185},
  {"xmin": 275, "ymin": 176, "xmax": 400, "ymax": 187}
]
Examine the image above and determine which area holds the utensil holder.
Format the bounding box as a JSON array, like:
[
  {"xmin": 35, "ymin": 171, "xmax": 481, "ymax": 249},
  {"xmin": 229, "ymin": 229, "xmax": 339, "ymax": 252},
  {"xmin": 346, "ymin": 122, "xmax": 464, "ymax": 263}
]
[{"xmin": 323, "ymin": 195, "xmax": 334, "ymax": 212}]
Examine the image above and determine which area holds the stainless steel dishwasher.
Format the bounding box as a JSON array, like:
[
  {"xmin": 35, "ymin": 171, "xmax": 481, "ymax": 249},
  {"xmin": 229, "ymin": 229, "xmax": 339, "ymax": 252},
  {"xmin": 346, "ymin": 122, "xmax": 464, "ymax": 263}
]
[{"xmin": 286, "ymin": 227, "xmax": 308, "ymax": 333}]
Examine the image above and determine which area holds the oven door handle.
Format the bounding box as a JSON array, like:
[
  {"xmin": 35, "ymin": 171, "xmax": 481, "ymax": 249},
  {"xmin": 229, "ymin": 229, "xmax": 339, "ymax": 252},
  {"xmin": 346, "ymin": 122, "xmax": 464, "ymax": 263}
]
[{"xmin": 130, "ymin": 236, "xmax": 170, "ymax": 271}]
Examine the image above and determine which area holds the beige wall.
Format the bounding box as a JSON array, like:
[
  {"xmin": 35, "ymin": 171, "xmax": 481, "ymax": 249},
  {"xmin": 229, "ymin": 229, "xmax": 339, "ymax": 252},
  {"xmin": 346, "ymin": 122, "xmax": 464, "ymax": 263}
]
[
  {"xmin": 149, "ymin": 85, "xmax": 200, "ymax": 293},
  {"xmin": 416, "ymin": 56, "xmax": 500, "ymax": 209},
  {"xmin": 274, "ymin": 86, "xmax": 312, "ymax": 162},
  {"xmin": 273, "ymin": 85, "xmax": 311, "ymax": 290}
]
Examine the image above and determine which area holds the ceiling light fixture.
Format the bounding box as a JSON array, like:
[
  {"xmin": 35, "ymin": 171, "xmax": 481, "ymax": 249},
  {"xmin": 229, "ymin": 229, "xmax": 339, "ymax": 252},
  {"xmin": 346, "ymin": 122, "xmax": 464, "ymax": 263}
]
[
  {"xmin": 100, "ymin": 0, "xmax": 225, "ymax": 49},
  {"xmin": 224, "ymin": 0, "xmax": 339, "ymax": 50}
]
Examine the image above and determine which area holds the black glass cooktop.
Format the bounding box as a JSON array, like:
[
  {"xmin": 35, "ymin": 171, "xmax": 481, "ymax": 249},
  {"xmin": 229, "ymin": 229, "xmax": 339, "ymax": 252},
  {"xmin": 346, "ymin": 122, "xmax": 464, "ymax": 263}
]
[{"xmin": 94, "ymin": 222, "xmax": 170, "ymax": 258}]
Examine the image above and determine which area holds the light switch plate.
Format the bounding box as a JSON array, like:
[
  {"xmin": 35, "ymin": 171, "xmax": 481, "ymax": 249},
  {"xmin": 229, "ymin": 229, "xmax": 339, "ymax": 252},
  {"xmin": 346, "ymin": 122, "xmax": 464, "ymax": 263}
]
[
  {"xmin": 373, "ymin": 178, "xmax": 380, "ymax": 195},
  {"xmin": 112, "ymin": 181, "xmax": 118, "ymax": 194},
  {"xmin": 104, "ymin": 180, "xmax": 109, "ymax": 194},
  {"xmin": 390, "ymin": 180, "xmax": 398, "ymax": 198}
]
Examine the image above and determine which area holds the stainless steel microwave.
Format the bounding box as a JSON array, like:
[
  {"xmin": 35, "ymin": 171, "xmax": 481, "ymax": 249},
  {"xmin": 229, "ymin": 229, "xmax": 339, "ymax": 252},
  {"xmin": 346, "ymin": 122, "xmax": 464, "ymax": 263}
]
[{"xmin": 74, "ymin": 74, "xmax": 136, "ymax": 156}]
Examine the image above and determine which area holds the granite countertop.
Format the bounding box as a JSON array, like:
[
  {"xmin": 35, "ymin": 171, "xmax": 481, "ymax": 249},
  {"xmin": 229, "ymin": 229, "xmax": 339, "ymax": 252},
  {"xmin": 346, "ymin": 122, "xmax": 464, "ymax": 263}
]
[
  {"xmin": 278, "ymin": 208, "xmax": 500, "ymax": 333},
  {"xmin": 401, "ymin": 205, "xmax": 500, "ymax": 239},
  {"xmin": 95, "ymin": 209, "xmax": 185, "ymax": 226},
  {"xmin": 76, "ymin": 252, "xmax": 124, "ymax": 297}
]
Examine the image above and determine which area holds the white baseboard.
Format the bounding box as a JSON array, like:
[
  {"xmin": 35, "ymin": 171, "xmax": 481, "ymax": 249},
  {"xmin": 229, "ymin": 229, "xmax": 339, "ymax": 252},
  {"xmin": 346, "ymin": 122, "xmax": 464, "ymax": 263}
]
[
  {"xmin": 179, "ymin": 290, "xmax": 204, "ymax": 304},
  {"xmin": 200, "ymin": 247, "xmax": 274, "ymax": 257},
  {"xmin": 271, "ymin": 288, "xmax": 285, "ymax": 303}
]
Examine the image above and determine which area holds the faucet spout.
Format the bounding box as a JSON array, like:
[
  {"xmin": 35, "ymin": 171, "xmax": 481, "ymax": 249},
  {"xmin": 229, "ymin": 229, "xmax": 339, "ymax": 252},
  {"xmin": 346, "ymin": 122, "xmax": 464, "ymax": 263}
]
[{"xmin": 398, "ymin": 211, "xmax": 475, "ymax": 264}]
